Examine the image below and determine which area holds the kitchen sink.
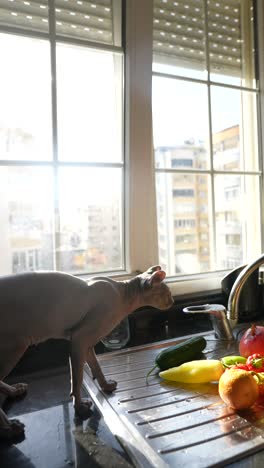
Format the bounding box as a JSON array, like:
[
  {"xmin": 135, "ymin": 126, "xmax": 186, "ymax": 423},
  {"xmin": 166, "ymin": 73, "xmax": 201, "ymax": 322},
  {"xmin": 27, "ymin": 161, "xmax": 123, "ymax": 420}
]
[{"xmin": 83, "ymin": 329, "xmax": 264, "ymax": 468}]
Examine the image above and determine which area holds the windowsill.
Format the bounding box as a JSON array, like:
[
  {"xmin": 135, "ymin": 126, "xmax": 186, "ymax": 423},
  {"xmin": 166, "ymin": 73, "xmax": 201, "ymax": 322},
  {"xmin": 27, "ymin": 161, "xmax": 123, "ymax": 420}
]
[
  {"xmin": 80, "ymin": 269, "xmax": 227, "ymax": 298},
  {"xmin": 167, "ymin": 273, "xmax": 224, "ymax": 297}
]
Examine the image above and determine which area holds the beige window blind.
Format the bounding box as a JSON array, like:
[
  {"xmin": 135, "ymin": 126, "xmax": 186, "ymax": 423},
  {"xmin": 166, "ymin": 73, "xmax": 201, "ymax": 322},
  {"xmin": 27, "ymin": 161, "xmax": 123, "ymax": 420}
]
[
  {"xmin": 153, "ymin": 0, "xmax": 255, "ymax": 78},
  {"xmin": 0, "ymin": 0, "xmax": 115, "ymax": 45}
]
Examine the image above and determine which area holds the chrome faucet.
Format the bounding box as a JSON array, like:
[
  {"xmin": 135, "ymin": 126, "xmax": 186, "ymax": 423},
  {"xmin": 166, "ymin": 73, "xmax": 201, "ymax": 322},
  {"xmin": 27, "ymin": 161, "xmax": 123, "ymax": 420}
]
[
  {"xmin": 183, "ymin": 304, "xmax": 234, "ymax": 340},
  {"xmin": 183, "ymin": 253, "xmax": 264, "ymax": 341},
  {"xmin": 227, "ymin": 253, "xmax": 264, "ymax": 328}
]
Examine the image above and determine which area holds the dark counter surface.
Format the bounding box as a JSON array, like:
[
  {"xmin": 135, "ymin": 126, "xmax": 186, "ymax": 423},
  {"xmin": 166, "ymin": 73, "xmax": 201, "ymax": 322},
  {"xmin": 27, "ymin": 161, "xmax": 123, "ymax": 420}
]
[{"xmin": 0, "ymin": 367, "xmax": 133, "ymax": 468}]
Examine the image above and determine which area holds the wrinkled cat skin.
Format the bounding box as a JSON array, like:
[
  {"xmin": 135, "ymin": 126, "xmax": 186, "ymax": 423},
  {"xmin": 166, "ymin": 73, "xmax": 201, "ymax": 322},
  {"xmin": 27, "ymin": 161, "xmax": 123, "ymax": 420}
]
[{"xmin": 0, "ymin": 265, "xmax": 173, "ymax": 440}]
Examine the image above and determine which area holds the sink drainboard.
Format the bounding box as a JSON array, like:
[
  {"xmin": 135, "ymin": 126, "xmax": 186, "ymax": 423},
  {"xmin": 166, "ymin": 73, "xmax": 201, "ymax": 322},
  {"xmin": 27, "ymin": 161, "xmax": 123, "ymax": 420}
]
[{"xmin": 83, "ymin": 332, "xmax": 264, "ymax": 468}]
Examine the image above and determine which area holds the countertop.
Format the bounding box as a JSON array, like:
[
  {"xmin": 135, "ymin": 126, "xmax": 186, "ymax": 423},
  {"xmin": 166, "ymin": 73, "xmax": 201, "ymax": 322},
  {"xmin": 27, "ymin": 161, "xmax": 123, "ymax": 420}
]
[
  {"xmin": 0, "ymin": 367, "xmax": 133, "ymax": 468},
  {"xmin": 2, "ymin": 307, "xmax": 264, "ymax": 467},
  {"xmin": 82, "ymin": 328, "xmax": 264, "ymax": 468}
]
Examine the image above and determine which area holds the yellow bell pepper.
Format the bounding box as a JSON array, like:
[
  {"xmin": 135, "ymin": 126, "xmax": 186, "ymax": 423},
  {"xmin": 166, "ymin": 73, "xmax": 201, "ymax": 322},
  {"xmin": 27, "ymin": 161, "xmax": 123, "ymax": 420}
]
[{"xmin": 159, "ymin": 359, "xmax": 224, "ymax": 383}]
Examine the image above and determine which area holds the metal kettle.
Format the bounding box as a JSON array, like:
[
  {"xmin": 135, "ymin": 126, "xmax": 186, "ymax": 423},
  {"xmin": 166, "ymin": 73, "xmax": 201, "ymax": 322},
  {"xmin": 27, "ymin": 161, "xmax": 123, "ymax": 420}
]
[{"xmin": 221, "ymin": 264, "xmax": 262, "ymax": 322}]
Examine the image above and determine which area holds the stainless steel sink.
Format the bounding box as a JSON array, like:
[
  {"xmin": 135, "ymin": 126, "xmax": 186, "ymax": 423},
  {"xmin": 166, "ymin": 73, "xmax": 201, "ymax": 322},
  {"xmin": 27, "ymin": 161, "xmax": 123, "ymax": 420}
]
[{"xmin": 83, "ymin": 330, "xmax": 264, "ymax": 468}]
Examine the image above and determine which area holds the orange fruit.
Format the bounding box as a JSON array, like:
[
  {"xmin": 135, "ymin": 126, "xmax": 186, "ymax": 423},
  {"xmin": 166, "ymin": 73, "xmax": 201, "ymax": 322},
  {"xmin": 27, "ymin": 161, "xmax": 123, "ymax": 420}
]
[{"xmin": 218, "ymin": 368, "xmax": 259, "ymax": 410}]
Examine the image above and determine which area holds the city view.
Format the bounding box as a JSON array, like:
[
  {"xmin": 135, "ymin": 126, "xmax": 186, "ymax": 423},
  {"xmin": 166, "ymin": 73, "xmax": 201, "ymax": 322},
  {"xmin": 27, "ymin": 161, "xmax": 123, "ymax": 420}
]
[
  {"xmin": 0, "ymin": 122, "xmax": 257, "ymax": 277},
  {"xmin": 155, "ymin": 124, "xmax": 260, "ymax": 276},
  {"xmin": 0, "ymin": 13, "xmax": 260, "ymax": 279},
  {"xmin": 0, "ymin": 163, "xmax": 122, "ymax": 276}
]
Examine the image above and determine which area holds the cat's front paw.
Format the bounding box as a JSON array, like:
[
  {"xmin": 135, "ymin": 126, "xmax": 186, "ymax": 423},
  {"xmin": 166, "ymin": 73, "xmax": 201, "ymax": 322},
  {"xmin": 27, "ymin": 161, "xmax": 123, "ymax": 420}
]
[
  {"xmin": 101, "ymin": 379, "xmax": 117, "ymax": 393},
  {"xmin": 0, "ymin": 381, "xmax": 28, "ymax": 399},
  {"xmin": 9, "ymin": 383, "xmax": 28, "ymax": 399},
  {"xmin": 74, "ymin": 399, "xmax": 93, "ymax": 420},
  {"xmin": 0, "ymin": 419, "xmax": 25, "ymax": 440}
]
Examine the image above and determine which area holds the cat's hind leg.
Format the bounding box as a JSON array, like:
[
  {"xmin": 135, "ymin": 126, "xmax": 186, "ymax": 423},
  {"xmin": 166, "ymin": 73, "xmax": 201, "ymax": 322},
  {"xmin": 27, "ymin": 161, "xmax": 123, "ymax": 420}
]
[
  {"xmin": 0, "ymin": 340, "xmax": 29, "ymax": 440},
  {"xmin": 0, "ymin": 339, "xmax": 29, "ymax": 378},
  {"xmin": 0, "ymin": 340, "xmax": 29, "ymax": 399}
]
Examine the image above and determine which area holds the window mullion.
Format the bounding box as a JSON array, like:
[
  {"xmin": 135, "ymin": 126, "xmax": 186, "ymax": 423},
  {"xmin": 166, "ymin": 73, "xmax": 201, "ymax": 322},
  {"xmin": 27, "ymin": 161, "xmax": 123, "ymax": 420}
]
[
  {"xmin": 256, "ymin": 0, "xmax": 264, "ymax": 254},
  {"xmin": 49, "ymin": 0, "xmax": 60, "ymax": 270},
  {"xmin": 112, "ymin": 0, "xmax": 122, "ymax": 47},
  {"xmin": 204, "ymin": 0, "xmax": 217, "ymax": 270},
  {"xmin": 49, "ymin": 0, "xmax": 58, "ymax": 164},
  {"xmin": 125, "ymin": 0, "xmax": 158, "ymax": 273}
]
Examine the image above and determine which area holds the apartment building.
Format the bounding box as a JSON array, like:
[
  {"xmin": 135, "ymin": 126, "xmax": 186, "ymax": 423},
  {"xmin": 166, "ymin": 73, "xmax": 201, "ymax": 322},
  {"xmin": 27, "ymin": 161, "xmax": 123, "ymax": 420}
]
[
  {"xmin": 213, "ymin": 125, "xmax": 242, "ymax": 269},
  {"xmin": 155, "ymin": 125, "xmax": 241, "ymax": 276},
  {"xmin": 155, "ymin": 142, "xmax": 211, "ymax": 276},
  {"xmin": 0, "ymin": 166, "xmax": 121, "ymax": 275}
]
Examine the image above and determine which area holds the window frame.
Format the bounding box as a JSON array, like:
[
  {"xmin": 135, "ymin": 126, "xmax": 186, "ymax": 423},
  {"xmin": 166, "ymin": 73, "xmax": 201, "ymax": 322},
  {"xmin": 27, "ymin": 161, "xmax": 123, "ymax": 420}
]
[
  {"xmin": 124, "ymin": 0, "xmax": 264, "ymax": 296},
  {"xmin": 0, "ymin": 0, "xmax": 126, "ymax": 277},
  {"xmin": 1, "ymin": 0, "xmax": 264, "ymax": 296}
]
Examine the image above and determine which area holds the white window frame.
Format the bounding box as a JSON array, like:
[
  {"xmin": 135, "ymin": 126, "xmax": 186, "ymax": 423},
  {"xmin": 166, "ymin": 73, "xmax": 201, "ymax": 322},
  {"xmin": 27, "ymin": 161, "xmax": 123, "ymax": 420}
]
[
  {"xmin": 123, "ymin": 0, "xmax": 264, "ymax": 296},
  {"xmin": 0, "ymin": 1, "xmax": 125, "ymax": 277},
  {"xmin": 1, "ymin": 1, "xmax": 264, "ymax": 297}
]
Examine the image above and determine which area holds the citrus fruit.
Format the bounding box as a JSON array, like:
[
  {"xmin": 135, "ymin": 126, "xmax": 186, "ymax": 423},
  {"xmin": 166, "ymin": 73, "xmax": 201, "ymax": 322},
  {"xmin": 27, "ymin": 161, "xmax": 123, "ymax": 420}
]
[{"xmin": 218, "ymin": 368, "xmax": 259, "ymax": 410}]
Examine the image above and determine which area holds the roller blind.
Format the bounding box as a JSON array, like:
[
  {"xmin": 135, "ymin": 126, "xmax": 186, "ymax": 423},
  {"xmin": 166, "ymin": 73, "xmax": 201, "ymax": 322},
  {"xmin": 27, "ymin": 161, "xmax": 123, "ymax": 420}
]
[
  {"xmin": 153, "ymin": 0, "xmax": 254, "ymax": 78},
  {"xmin": 0, "ymin": 0, "xmax": 116, "ymax": 45}
]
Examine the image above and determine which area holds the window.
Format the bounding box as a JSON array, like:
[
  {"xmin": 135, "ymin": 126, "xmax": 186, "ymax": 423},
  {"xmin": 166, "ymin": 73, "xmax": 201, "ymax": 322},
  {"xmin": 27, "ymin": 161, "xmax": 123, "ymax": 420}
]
[
  {"xmin": 12, "ymin": 249, "xmax": 41, "ymax": 273},
  {"xmin": 0, "ymin": 0, "xmax": 123, "ymax": 276},
  {"xmin": 174, "ymin": 219, "xmax": 196, "ymax": 229},
  {"xmin": 174, "ymin": 202, "xmax": 196, "ymax": 214},
  {"xmin": 226, "ymin": 234, "xmax": 241, "ymax": 246},
  {"xmin": 171, "ymin": 158, "xmax": 193, "ymax": 168},
  {"xmin": 225, "ymin": 211, "xmax": 239, "ymax": 223},
  {"xmin": 152, "ymin": 0, "xmax": 262, "ymax": 276},
  {"xmin": 1, "ymin": 1, "xmax": 264, "ymax": 297},
  {"xmin": 175, "ymin": 234, "xmax": 196, "ymax": 244},
  {"xmin": 173, "ymin": 188, "xmax": 195, "ymax": 197}
]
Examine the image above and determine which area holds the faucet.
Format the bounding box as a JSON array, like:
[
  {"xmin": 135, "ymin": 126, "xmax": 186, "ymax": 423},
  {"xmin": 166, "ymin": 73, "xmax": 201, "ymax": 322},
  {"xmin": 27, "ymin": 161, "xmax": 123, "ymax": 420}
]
[
  {"xmin": 183, "ymin": 304, "xmax": 234, "ymax": 340},
  {"xmin": 227, "ymin": 253, "xmax": 264, "ymax": 328},
  {"xmin": 183, "ymin": 253, "xmax": 264, "ymax": 341}
]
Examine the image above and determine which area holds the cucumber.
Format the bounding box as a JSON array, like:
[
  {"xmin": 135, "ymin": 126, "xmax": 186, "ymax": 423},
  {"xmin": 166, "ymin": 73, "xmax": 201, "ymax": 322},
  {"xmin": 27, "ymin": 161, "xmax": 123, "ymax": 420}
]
[{"xmin": 146, "ymin": 336, "xmax": 207, "ymax": 383}]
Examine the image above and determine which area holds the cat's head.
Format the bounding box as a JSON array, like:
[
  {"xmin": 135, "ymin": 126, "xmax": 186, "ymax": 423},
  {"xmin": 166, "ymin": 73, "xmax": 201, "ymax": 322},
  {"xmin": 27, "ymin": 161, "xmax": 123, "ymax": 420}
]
[{"xmin": 139, "ymin": 265, "xmax": 174, "ymax": 310}]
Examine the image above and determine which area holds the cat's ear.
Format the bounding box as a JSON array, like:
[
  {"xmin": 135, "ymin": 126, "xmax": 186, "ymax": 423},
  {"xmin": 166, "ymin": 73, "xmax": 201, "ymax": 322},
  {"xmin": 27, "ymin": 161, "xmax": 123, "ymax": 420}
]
[
  {"xmin": 145, "ymin": 265, "xmax": 162, "ymax": 275},
  {"xmin": 148, "ymin": 269, "xmax": 166, "ymax": 286}
]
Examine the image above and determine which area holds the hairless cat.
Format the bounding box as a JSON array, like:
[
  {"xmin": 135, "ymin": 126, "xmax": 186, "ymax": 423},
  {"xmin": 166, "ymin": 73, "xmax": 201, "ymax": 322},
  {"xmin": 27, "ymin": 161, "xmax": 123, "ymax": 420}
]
[{"xmin": 0, "ymin": 265, "xmax": 173, "ymax": 440}]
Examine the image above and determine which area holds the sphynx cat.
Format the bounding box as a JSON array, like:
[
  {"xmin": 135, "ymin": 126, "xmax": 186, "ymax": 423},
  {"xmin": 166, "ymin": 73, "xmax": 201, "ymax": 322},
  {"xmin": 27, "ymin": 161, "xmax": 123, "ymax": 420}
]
[{"xmin": 0, "ymin": 265, "xmax": 173, "ymax": 440}]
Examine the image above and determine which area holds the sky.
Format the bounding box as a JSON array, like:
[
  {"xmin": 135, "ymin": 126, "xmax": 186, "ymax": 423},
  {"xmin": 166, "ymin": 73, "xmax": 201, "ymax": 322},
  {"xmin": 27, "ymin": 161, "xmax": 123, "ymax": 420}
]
[
  {"xmin": 152, "ymin": 74, "xmax": 242, "ymax": 148},
  {"xmin": 0, "ymin": 32, "xmax": 246, "ymax": 159}
]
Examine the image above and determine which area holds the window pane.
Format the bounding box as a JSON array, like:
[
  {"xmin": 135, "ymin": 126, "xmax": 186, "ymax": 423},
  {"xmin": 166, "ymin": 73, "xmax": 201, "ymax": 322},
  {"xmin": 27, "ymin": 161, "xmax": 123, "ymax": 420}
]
[
  {"xmin": 153, "ymin": 77, "xmax": 210, "ymax": 169},
  {"xmin": 215, "ymin": 175, "xmax": 261, "ymax": 269},
  {"xmin": 57, "ymin": 167, "xmax": 123, "ymax": 274},
  {"xmin": 152, "ymin": 0, "xmax": 206, "ymax": 80},
  {"xmin": 54, "ymin": 0, "xmax": 119, "ymax": 46},
  {"xmin": 0, "ymin": 0, "xmax": 49, "ymax": 33},
  {"xmin": 208, "ymin": 0, "xmax": 256, "ymax": 88},
  {"xmin": 0, "ymin": 34, "xmax": 53, "ymax": 161},
  {"xmin": 211, "ymin": 86, "xmax": 258, "ymax": 171},
  {"xmin": 56, "ymin": 44, "xmax": 123, "ymax": 163},
  {"xmin": 156, "ymin": 172, "xmax": 213, "ymax": 275},
  {"xmin": 152, "ymin": 1, "xmax": 256, "ymax": 86},
  {"xmin": 0, "ymin": 0, "xmax": 120, "ymax": 46},
  {"xmin": 0, "ymin": 166, "xmax": 55, "ymax": 275}
]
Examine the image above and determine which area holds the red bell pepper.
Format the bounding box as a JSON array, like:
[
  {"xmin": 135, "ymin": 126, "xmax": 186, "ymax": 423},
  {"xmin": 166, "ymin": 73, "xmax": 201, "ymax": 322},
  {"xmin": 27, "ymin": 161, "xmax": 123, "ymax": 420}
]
[
  {"xmin": 246, "ymin": 353, "xmax": 264, "ymax": 372},
  {"xmin": 232, "ymin": 363, "xmax": 250, "ymax": 371}
]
